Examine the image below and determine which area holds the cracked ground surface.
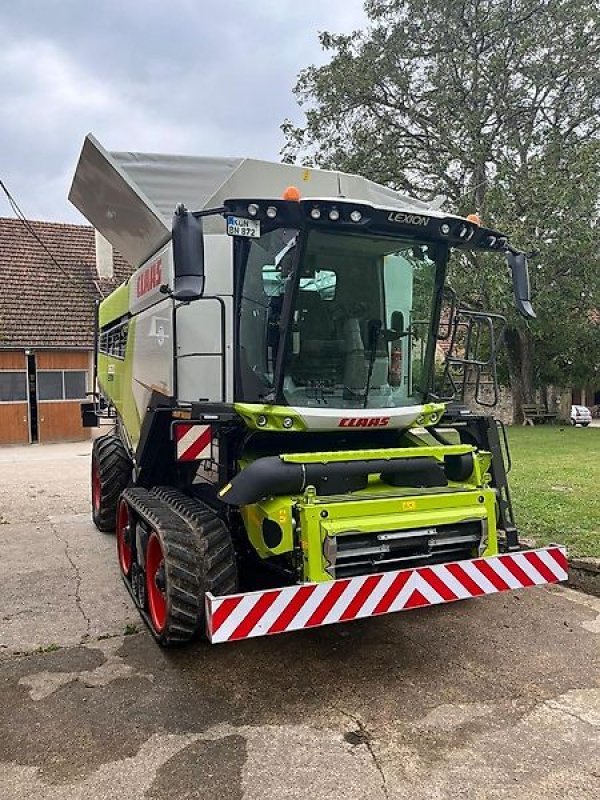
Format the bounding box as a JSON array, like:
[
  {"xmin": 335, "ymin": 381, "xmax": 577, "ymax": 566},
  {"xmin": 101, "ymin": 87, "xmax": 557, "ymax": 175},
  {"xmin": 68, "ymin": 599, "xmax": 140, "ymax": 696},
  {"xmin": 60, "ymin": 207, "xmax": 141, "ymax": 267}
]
[{"xmin": 0, "ymin": 441, "xmax": 599, "ymax": 799}]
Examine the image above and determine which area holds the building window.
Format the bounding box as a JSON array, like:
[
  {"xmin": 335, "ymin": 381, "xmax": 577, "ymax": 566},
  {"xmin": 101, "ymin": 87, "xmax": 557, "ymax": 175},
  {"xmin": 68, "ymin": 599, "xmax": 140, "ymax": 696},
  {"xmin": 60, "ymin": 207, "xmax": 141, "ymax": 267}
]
[
  {"xmin": 64, "ymin": 371, "xmax": 87, "ymax": 400},
  {"xmin": 0, "ymin": 371, "xmax": 27, "ymax": 402},
  {"xmin": 38, "ymin": 371, "xmax": 63, "ymax": 401},
  {"xmin": 37, "ymin": 370, "xmax": 88, "ymax": 401}
]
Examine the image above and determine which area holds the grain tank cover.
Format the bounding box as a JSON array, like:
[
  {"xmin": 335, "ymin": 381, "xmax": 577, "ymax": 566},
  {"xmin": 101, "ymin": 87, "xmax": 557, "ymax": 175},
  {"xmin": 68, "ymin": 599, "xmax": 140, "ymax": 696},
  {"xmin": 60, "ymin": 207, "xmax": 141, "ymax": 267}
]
[
  {"xmin": 69, "ymin": 134, "xmax": 245, "ymax": 268},
  {"xmin": 69, "ymin": 133, "xmax": 431, "ymax": 269}
]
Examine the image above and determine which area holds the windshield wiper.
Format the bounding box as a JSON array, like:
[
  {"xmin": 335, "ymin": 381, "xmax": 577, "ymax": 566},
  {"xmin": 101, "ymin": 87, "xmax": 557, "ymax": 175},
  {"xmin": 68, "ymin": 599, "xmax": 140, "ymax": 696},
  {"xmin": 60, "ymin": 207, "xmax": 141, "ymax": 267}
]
[{"xmin": 274, "ymin": 235, "xmax": 297, "ymax": 267}]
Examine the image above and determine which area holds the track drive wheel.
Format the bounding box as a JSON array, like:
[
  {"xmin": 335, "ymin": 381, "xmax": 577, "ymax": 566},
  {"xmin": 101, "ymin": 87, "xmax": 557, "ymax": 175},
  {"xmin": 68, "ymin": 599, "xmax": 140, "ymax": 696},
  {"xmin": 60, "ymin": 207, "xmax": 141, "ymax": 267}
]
[
  {"xmin": 91, "ymin": 434, "xmax": 132, "ymax": 532},
  {"xmin": 116, "ymin": 498, "xmax": 133, "ymax": 576},
  {"xmin": 122, "ymin": 488, "xmax": 238, "ymax": 645},
  {"xmin": 143, "ymin": 519, "xmax": 208, "ymax": 645}
]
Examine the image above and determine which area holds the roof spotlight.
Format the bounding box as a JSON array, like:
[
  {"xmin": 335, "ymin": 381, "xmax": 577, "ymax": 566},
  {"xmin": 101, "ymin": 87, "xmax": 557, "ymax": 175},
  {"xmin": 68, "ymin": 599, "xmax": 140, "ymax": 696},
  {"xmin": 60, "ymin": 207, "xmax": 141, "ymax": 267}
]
[
  {"xmin": 329, "ymin": 208, "xmax": 340, "ymax": 221},
  {"xmin": 310, "ymin": 207, "xmax": 321, "ymax": 220},
  {"xmin": 266, "ymin": 206, "xmax": 277, "ymax": 219},
  {"xmin": 247, "ymin": 203, "xmax": 259, "ymax": 217},
  {"xmin": 440, "ymin": 223, "xmax": 451, "ymax": 235},
  {"xmin": 350, "ymin": 210, "xmax": 362, "ymax": 223}
]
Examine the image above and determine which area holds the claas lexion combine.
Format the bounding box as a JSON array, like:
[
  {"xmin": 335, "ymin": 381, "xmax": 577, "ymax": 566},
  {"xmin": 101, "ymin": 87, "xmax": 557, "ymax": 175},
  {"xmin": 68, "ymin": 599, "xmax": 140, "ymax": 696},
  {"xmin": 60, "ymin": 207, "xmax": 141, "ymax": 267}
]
[{"xmin": 71, "ymin": 134, "xmax": 566, "ymax": 646}]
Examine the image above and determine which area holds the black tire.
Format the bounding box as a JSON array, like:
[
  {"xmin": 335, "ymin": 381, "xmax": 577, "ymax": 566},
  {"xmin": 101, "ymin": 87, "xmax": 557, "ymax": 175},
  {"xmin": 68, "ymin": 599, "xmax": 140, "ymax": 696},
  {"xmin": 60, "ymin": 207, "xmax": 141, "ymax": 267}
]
[
  {"xmin": 122, "ymin": 488, "xmax": 238, "ymax": 645},
  {"xmin": 582, "ymin": 422, "xmax": 590, "ymax": 427},
  {"xmin": 145, "ymin": 522, "xmax": 204, "ymax": 645},
  {"xmin": 91, "ymin": 434, "xmax": 132, "ymax": 532},
  {"xmin": 150, "ymin": 487, "xmax": 238, "ymax": 635}
]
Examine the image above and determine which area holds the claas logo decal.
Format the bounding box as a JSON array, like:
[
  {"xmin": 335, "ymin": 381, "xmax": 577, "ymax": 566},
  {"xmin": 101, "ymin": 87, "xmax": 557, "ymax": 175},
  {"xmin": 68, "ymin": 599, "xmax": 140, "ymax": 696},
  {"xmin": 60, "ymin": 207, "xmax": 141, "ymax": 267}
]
[
  {"xmin": 338, "ymin": 417, "xmax": 390, "ymax": 428},
  {"xmin": 136, "ymin": 258, "xmax": 163, "ymax": 298}
]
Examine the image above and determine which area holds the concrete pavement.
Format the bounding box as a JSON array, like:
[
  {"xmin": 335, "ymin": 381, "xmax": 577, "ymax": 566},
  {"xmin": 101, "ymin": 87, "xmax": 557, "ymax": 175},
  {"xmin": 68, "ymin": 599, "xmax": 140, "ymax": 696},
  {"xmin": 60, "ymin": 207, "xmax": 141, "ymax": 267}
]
[{"xmin": 0, "ymin": 441, "xmax": 599, "ymax": 799}]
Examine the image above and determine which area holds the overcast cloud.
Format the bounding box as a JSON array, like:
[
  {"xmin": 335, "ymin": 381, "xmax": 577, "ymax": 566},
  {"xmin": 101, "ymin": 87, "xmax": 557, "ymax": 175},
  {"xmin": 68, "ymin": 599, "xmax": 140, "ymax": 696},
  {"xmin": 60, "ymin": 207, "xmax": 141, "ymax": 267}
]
[{"xmin": 0, "ymin": 0, "xmax": 366, "ymax": 223}]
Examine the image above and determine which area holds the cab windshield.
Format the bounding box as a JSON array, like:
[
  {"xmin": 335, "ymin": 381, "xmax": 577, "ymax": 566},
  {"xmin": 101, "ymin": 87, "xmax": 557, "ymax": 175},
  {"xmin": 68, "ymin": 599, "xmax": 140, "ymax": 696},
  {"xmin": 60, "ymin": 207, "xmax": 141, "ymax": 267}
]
[{"xmin": 237, "ymin": 228, "xmax": 441, "ymax": 408}]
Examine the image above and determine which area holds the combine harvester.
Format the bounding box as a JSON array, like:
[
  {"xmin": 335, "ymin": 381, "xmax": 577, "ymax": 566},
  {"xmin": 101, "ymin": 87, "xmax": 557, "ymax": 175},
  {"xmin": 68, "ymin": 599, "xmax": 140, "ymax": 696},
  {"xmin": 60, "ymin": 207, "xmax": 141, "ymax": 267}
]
[{"xmin": 71, "ymin": 134, "xmax": 566, "ymax": 645}]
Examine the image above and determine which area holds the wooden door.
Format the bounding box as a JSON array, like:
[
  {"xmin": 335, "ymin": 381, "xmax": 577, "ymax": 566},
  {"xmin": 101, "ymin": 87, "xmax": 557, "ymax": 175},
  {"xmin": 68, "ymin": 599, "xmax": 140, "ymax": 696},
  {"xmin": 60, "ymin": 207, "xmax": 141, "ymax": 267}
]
[
  {"xmin": 0, "ymin": 351, "xmax": 29, "ymax": 445},
  {"xmin": 36, "ymin": 351, "xmax": 91, "ymax": 443}
]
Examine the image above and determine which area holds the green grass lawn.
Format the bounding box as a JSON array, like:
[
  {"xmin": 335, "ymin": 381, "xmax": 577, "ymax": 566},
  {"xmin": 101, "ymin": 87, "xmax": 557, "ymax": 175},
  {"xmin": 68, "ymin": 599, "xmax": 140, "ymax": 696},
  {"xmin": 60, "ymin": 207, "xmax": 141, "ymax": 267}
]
[{"xmin": 507, "ymin": 425, "xmax": 600, "ymax": 558}]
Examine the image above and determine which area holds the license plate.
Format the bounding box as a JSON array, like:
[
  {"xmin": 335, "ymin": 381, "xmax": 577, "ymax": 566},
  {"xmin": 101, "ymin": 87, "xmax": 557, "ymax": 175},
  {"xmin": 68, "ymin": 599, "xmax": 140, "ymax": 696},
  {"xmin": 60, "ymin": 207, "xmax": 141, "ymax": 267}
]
[{"xmin": 227, "ymin": 216, "xmax": 260, "ymax": 238}]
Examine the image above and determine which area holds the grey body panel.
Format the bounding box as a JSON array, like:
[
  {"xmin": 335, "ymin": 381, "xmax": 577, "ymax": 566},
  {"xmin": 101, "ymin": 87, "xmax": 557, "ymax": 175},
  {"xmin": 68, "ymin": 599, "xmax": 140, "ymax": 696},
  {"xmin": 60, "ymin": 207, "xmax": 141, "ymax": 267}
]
[
  {"xmin": 69, "ymin": 135, "xmax": 170, "ymax": 269},
  {"xmin": 131, "ymin": 297, "xmax": 174, "ymax": 443},
  {"xmin": 175, "ymin": 297, "xmax": 229, "ymax": 403},
  {"xmin": 127, "ymin": 236, "xmax": 233, "ymax": 405}
]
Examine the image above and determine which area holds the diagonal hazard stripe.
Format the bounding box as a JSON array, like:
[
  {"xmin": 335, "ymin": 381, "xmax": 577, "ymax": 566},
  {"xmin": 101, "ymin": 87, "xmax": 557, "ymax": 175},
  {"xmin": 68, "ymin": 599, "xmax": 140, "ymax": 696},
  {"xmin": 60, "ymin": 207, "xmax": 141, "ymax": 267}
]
[
  {"xmin": 522, "ymin": 550, "xmax": 562, "ymax": 584},
  {"xmin": 546, "ymin": 546, "xmax": 568, "ymax": 573},
  {"xmin": 211, "ymin": 595, "xmax": 244, "ymax": 634},
  {"xmin": 418, "ymin": 566, "xmax": 458, "ymax": 602},
  {"xmin": 445, "ymin": 562, "xmax": 487, "ymax": 596},
  {"xmin": 174, "ymin": 423, "xmax": 193, "ymax": 441},
  {"xmin": 305, "ymin": 579, "xmax": 351, "ymax": 627},
  {"xmin": 536, "ymin": 547, "xmax": 568, "ymax": 579},
  {"xmin": 472, "ymin": 558, "xmax": 511, "ymax": 592},
  {"xmin": 499, "ymin": 555, "xmax": 536, "ymax": 588},
  {"xmin": 228, "ymin": 590, "xmax": 281, "ymax": 641},
  {"xmin": 268, "ymin": 584, "xmax": 318, "ymax": 634},
  {"xmin": 339, "ymin": 574, "xmax": 383, "ymax": 621},
  {"xmin": 372, "ymin": 569, "xmax": 412, "ymax": 615},
  {"xmin": 181, "ymin": 426, "xmax": 212, "ymax": 461}
]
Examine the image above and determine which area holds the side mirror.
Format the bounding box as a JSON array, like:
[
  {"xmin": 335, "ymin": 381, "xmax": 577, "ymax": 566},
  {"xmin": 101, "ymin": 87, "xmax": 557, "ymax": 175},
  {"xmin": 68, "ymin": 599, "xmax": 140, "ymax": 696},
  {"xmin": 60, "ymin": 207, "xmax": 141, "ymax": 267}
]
[
  {"xmin": 506, "ymin": 249, "xmax": 535, "ymax": 319},
  {"xmin": 171, "ymin": 204, "xmax": 205, "ymax": 301}
]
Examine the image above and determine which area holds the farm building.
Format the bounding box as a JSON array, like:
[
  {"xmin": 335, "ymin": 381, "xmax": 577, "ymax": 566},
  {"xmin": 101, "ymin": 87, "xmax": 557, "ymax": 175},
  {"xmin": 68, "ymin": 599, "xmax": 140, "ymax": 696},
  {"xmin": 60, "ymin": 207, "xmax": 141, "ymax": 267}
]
[{"xmin": 0, "ymin": 217, "xmax": 131, "ymax": 444}]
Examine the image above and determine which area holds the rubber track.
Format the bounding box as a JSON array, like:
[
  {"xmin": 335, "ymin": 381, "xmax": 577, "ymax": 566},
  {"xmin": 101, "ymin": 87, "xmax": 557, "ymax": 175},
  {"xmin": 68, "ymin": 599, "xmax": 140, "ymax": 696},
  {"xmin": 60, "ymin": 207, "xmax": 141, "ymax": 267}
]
[
  {"xmin": 122, "ymin": 488, "xmax": 204, "ymax": 645},
  {"xmin": 150, "ymin": 487, "xmax": 238, "ymax": 599},
  {"xmin": 92, "ymin": 434, "xmax": 131, "ymax": 532}
]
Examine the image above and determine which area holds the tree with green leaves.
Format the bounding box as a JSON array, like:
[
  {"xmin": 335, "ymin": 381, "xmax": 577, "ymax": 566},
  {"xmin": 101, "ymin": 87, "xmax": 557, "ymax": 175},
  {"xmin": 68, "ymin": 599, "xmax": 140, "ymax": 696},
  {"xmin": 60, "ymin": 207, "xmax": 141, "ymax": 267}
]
[{"xmin": 282, "ymin": 0, "xmax": 600, "ymax": 419}]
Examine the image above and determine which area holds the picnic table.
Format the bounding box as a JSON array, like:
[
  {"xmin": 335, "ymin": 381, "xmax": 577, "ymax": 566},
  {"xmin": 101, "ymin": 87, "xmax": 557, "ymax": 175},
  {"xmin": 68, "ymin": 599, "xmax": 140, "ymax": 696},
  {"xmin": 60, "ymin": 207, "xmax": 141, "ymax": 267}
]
[{"xmin": 522, "ymin": 403, "xmax": 558, "ymax": 426}]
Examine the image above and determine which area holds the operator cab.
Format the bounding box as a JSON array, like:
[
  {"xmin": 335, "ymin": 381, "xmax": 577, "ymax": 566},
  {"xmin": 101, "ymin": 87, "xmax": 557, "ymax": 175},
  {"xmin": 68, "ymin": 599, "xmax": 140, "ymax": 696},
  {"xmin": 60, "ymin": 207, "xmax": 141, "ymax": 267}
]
[{"xmin": 221, "ymin": 196, "xmax": 534, "ymax": 415}]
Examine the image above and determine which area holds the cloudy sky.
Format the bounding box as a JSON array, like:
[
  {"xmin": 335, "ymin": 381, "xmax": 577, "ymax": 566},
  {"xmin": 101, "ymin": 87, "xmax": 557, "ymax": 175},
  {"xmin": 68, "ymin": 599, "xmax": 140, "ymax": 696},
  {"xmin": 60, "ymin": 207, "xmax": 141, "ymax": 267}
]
[{"xmin": 0, "ymin": 1, "xmax": 366, "ymax": 223}]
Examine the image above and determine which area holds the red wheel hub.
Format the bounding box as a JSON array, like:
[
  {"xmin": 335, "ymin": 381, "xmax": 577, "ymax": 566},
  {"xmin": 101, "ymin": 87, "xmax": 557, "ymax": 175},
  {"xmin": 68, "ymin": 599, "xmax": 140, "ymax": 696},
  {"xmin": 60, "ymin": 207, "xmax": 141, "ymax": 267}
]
[
  {"xmin": 146, "ymin": 532, "xmax": 167, "ymax": 633},
  {"xmin": 91, "ymin": 457, "xmax": 101, "ymax": 514},
  {"xmin": 116, "ymin": 499, "xmax": 133, "ymax": 576}
]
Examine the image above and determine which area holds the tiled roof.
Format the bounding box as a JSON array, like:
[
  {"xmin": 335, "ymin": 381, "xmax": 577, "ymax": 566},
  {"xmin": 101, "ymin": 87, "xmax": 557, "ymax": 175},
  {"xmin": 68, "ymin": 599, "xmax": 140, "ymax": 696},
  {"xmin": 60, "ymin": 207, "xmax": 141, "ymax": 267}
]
[{"xmin": 0, "ymin": 217, "xmax": 132, "ymax": 349}]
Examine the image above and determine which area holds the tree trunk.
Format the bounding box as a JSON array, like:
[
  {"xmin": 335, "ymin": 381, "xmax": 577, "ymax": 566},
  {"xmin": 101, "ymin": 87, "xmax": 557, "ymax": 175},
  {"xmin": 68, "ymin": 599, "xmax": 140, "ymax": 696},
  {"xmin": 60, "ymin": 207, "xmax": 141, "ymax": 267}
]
[{"xmin": 504, "ymin": 326, "xmax": 535, "ymax": 423}]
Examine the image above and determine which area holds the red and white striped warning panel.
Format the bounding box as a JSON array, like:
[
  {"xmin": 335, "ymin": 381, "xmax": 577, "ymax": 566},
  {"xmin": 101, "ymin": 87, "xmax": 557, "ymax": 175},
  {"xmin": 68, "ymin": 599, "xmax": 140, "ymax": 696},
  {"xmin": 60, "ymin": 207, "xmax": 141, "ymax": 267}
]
[
  {"xmin": 206, "ymin": 546, "xmax": 567, "ymax": 644},
  {"xmin": 174, "ymin": 423, "xmax": 212, "ymax": 462}
]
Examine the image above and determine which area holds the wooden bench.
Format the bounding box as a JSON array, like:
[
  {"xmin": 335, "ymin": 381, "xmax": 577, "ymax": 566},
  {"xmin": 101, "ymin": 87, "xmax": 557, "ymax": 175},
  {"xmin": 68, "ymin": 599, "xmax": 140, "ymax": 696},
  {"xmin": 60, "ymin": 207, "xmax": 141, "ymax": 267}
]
[{"xmin": 522, "ymin": 404, "xmax": 558, "ymax": 426}]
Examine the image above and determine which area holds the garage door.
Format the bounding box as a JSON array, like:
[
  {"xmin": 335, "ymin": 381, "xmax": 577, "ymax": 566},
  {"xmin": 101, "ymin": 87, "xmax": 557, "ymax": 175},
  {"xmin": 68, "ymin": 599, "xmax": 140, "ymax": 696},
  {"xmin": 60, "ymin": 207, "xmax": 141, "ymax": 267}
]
[
  {"xmin": 36, "ymin": 352, "xmax": 91, "ymax": 443},
  {"xmin": 0, "ymin": 352, "xmax": 29, "ymax": 444}
]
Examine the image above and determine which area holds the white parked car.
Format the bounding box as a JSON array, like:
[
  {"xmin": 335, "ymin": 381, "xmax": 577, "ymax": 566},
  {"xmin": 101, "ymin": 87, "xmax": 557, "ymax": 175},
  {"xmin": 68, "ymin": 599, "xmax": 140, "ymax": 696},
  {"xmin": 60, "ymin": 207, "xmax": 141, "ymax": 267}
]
[{"xmin": 570, "ymin": 405, "xmax": 592, "ymax": 427}]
